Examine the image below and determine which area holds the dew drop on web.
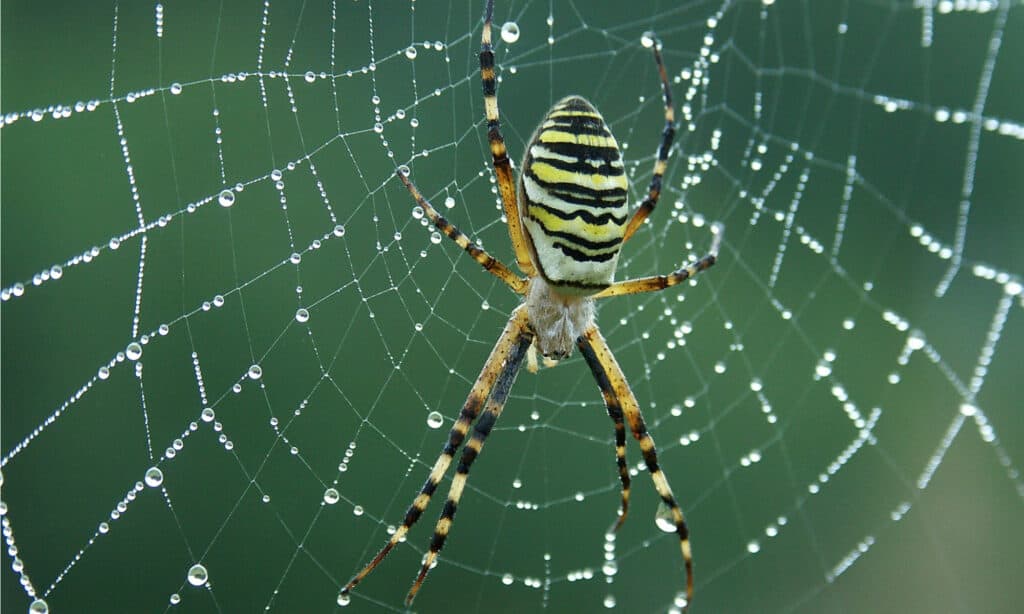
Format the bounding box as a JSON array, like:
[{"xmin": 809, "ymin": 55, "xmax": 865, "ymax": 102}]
[
  {"xmin": 500, "ymin": 22, "xmax": 520, "ymax": 44},
  {"xmin": 427, "ymin": 411, "xmax": 444, "ymax": 429},
  {"xmin": 186, "ymin": 563, "xmax": 208, "ymax": 586},
  {"xmin": 144, "ymin": 467, "xmax": 164, "ymax": 488}
]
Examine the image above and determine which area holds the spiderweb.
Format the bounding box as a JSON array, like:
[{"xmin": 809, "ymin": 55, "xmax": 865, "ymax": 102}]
[{"xmin": 2, "ymin": 1, "xmax": 1022, "ymax": 612}]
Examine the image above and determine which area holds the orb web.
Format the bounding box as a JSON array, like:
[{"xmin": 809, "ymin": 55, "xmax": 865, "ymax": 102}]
[{"xmin": 2, "ymin": 1, "xmax": 1021, "ymax": 612}]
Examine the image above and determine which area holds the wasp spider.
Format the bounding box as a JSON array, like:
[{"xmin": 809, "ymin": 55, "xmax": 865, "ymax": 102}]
[{"xmin": 342, "ymin": 0, "xmax": 717, "ymax": 607}]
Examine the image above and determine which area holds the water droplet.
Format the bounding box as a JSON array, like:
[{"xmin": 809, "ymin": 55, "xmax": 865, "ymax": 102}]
[
  {"xmin": 500, "ymin": 22, "xmax": 521, "ymax": 44},
  {"xmin": 324, "ymin": 488, "xmax": 340, "ymax": 504},
  {"xmin": 353, "ymin": 505, "xmax": 364, "ymax": 516},
  {"xmin": 405, "ymin": 46, "xmax": 418, "ymax": 59},
  {"xmin": 444, "ymin": 196, "xmax": 456, "ymax": 209},
  {"xmin": 169, "ymin": 593, "xmax": 181, "ymax": 605},
  {"xmin": 398, "ymin": 164, "xmax": 410, "ymax": 176},
  {"xmin": 29, "ymin": 599, "xmax": 49, "ymax": 614},
  {"xmin": 218, "ymin": 189, "xmax": 235, "ymax": 207},
  {"xmin": 641, "ymin": 31, "xmax": 656, "ymax": 48},
  {"xmin": 747, "ymin": 540, "xmax": 761, "ymax": 553},
  {"xmin": 337, "ymin": 593, "xmax": 351, "ymax": 606},
  {"xmin": 98, "ymin": 366, "xmax": 111, "ymax": 380},
  {"xmin": 304, "ymin": 71, "xmax": 316, "ymax": 83},
  {"xmin": 201, "ymin": 407, "xmax": 215, "ymax": 422},
  {"xmin": 412, "ymin": 206, "xmax": 424, "ymax": 219},
  {"xmin": 126, "ymin": 342, "xmax": 143, "ymax": 361},
  {"xmin": 334, "ymin": 224, "xmax": 346, "ymax": 237},
  {"xmin": 170, "ymin": 83, "xmax": 183, "ymax": 95},
  {"xmin": 603, "ymin": 594, "xmax": 616, "ymax": 608},
  {"xmin": 427, "ymin": 411, "xmax": 444, "ymax": 429},
  {"xmin": 655, "ymin": 501, "xmax": 676, "ymax": 533},
  {"xmin": 186, "ymin": 563, "xmax": 208, "ymax": 586},
  {"xmin": 145, "ymin": 467, "xmax": 164, "ymax": 487},
  {"xmin": 430, "ymin": 231, "xmax": 442, "ymax": 244},
  {"xmin": 295, "ymin": 308, "xmax": 310, "ymax": 323},
  {"xmin": 373, "ymin": 122, "xmax": 384, "ymax": 133},
  {"xmin": 248, "ymin": 365, "xmax": 263, "ymax": 380},
  {"xmin": 501, "ymin": 573, "xmax": 514, "ymax": 585}
]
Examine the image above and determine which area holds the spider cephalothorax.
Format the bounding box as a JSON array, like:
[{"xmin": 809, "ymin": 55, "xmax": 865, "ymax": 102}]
[{"xmin": 340, "ymin": 0, "xmax": 718, "ymax": 608}]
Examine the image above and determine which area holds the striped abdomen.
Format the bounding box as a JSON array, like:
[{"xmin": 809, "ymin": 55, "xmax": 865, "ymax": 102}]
[{"xmin": 519, "ymin": 96, "xmax": 628, "ymax": 295}]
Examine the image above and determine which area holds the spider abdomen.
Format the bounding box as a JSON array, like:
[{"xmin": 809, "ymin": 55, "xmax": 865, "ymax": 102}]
[{"xmin": 519, "ymin": 96, "xmax": 628, "ymax": 295}]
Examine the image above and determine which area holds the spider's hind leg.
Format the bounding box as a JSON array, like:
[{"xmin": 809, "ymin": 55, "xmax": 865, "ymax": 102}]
[
  {"xmin": 480, "ymin": 0, "xmax": 535, "ymax": 277},
  {"xmin": 397, "ymin": 170, "xmax": 527, "ymax": 295},
  {"xmin": 622, "ymin": 35, "xmax": 676, "ymax": 244}
]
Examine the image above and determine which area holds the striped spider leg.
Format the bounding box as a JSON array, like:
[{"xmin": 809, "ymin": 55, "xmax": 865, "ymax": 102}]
[
  {"xmin": 577, "ymin": 322, "xmax": 698, "ymax": 605},
  {"xmin": 341, "ymin": 303, "xmax": 533, "ymax": 606},
  {"xmin": 341, "ymin": 0, "xmax": 718, "ymax": 607}
]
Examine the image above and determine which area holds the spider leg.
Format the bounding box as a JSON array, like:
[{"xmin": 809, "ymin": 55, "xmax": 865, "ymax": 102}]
[
  {"xmin": 398, "ymin": 170, "xmax": 527, "ymax": 294},
  {"xmin": 607, "ymin": 393, "xmax": 632, "ymax": 531},
  {"xmin": 594, "ymin": 253, "xmax": 716, "ymax": 300},
  {"xmin": 577, "ymin": 326, "xmax": 694, "ymax": 606},
  {"xmin": 622, "ymin": 38, "xmax": 675, "ymax": 244},
  {"xmin": 406, "ymin": 326, "xmax": 534, "ymax": 605},
  {"xmin": 481, "ymin": 0, "xmax": 536, "ymax": 277},
  {"xmin": 575, "ymin": 338, "xmax": 632, "ymax": 530},
  {"xmin": 341, "ymin": 306, "xmax": 530, "ymax": 599}
]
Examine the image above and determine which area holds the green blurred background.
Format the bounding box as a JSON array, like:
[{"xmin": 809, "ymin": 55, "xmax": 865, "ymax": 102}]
[{"xmin": 2, "ymin": 1, "xmax": 1022, "ymax": 612}]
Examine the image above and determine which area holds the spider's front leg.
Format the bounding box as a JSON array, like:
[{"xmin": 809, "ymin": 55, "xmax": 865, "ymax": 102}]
[
  {"xmin": 341, "ymin": 308, "xmax": 530, "ymax": 601},
  {"xmin": 577, "ymin": 326, "xmax": 695, "ymax": 606},
  {"xmin": 405, "ymin": 323, "xmax": 534, "ymax": 605}
]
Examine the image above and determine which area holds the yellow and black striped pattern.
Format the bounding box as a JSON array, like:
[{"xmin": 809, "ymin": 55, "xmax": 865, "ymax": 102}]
[
  {"xmin": 520, "ymin": 96, "xmax": 629, "ymax": 293},
  {"xmin": 344, "ymin": 0, "xmax": 717, "ymax": 607}
]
